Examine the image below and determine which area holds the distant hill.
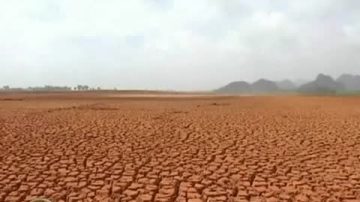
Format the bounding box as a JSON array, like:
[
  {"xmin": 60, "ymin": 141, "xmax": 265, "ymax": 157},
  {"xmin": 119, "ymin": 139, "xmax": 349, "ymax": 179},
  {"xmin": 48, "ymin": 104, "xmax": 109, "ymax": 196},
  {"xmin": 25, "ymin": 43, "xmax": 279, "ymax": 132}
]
[
  {"xmin": 293, "ymin": 79, "xmax": 309, "ymax": 87},
  {"xmin": 276, "ymin": 80, "xmax": 297, "ymax": 90},
  {"xmin": 215, "ymin": 73, "xmax": 360, "ymax": 95},
  {"xmin": 336, "ymin": 74, "xmax": 360, "ymax": 91},
  {"xmin": 215, "ymin": 79, "xmax": 279, "ymax": 94},
  {"xmin": 299, "ymin": 74, "xmax": 345, "ymax": 94},
  {"xmin": 251, "ymin": 79, "xmax": 279, "ymax": 93},
  {"xmin": 215, "ymin": 81, "xmax": 251, "ymax": 94}
]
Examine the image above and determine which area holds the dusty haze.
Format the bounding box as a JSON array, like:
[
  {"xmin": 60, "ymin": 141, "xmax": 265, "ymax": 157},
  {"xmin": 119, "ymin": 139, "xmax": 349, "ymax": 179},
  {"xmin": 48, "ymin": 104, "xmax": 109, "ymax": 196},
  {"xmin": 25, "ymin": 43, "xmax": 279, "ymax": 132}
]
[{"xmin": 1, "ymin": 0, "xmax": 360, "ymax": 90}]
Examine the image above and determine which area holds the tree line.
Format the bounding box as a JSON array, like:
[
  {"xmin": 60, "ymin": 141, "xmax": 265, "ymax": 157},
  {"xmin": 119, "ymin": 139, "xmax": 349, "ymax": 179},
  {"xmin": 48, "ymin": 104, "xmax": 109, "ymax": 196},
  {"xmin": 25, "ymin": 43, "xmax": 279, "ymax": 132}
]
[{"xmin": 0, "ymin": 85, "xmax": 102, "ymax": 91}]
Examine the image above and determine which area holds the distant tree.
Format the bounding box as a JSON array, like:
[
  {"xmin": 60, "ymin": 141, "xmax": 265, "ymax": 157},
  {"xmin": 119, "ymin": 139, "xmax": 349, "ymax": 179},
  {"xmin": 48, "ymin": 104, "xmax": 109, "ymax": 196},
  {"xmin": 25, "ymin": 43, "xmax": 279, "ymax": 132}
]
[
  {"xmin": 76, "ymin": 85, "xmax": 90, "ymax": 91},
  {"xmin": 3, "ymin": 85, "xmax": 10, "ymax": 90},
  {"xmin": 27, "ymin": 85, "xmax": 71, "ymax": 91}
]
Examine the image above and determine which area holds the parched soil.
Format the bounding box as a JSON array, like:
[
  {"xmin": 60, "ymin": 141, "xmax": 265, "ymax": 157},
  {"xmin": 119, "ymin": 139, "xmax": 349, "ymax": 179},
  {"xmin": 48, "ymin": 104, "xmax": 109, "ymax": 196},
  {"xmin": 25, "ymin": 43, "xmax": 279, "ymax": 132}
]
[{"xmin": 0, "ymin": 93, "xmax": 360, "ymax": 202}]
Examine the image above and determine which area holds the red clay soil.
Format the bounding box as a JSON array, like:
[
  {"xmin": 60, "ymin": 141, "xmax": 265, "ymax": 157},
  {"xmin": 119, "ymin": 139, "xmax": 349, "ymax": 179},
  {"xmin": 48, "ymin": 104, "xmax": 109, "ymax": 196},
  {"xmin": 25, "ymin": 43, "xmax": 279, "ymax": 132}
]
[{"xmin": 0, "ymin": 93, "xmax": 360, "ymax": 202}]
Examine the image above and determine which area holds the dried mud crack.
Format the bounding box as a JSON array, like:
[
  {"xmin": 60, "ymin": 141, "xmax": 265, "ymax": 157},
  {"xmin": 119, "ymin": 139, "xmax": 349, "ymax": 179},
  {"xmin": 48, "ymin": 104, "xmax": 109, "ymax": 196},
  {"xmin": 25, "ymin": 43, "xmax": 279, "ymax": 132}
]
[{"xmin": 0, "ymin": 94, "xmax": 360, "ymax": 202}]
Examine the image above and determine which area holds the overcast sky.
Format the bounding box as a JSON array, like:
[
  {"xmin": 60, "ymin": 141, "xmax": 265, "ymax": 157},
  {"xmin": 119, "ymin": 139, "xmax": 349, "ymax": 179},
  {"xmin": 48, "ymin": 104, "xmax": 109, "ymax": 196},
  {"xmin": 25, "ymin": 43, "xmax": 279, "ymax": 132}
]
[{"xmin": 1, "ymin": 0, "xmax": 360, "ymax": 90}]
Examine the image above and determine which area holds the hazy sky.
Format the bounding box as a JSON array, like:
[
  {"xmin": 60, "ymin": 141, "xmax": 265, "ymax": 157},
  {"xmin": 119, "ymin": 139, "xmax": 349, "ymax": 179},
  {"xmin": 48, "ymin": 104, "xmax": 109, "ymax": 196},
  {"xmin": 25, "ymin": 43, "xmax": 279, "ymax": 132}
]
[{"xmin": 1, "ymin": 0, "xmax": 360, "ymax": 90}]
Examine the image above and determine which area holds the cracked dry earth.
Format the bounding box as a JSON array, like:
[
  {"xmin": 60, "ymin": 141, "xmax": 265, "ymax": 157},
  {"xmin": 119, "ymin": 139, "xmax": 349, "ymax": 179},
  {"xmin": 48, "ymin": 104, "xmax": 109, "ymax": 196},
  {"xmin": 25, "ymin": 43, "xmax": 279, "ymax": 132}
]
[{"xmin": 1, "ymin": 94, "xmax": 360, "ymax": 202}]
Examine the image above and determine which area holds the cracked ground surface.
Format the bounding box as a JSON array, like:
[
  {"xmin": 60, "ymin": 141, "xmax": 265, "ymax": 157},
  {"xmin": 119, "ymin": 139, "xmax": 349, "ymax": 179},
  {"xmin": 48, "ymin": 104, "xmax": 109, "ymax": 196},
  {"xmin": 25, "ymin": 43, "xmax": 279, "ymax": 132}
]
[{"xmin": 0, "ymin": 93, "xmax": 360, "ymax": 202}]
